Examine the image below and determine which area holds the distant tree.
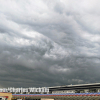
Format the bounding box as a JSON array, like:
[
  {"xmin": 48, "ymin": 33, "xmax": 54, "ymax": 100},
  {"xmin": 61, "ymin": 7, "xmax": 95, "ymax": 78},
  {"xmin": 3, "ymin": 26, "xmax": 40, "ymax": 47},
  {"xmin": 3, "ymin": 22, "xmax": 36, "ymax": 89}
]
[
  {"xmin": 80, "ymin": 90, "xmax": 85, "ymax": 93},
  {"xmin": 89, "ymin": 89, "xmax": 98, "ymax": 93},
  {"xmin": 75, "ymin": 90, "xmax": 80, "ymax": 93},
  {"xmin": 75, "ymin": 90, "xmax": 85, "ymax": 93}
]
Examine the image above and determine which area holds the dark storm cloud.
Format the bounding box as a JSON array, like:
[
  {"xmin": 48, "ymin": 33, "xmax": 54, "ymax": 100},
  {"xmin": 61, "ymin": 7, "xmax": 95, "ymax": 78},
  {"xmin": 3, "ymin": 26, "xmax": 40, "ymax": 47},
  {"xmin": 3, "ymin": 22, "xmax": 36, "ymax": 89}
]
[{"xmin": 0, "ymin": 0, "xmax": 100, "ymax": 88}]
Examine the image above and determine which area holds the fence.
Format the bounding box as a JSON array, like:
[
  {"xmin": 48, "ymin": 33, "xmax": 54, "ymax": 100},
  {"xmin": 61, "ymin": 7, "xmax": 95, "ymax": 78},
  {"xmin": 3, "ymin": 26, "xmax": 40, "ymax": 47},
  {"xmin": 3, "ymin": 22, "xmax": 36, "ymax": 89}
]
[{"xmin": 12, "ymin": 93, "xmax": 100, "ymax": 100}]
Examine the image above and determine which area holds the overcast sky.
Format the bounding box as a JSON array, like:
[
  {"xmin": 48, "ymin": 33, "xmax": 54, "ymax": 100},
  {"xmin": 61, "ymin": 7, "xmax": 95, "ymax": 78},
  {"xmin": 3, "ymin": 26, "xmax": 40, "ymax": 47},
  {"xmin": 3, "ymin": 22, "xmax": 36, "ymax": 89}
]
[{"xmin": 0, "ymin": 0, "xmax": 100, "ymax": 88}]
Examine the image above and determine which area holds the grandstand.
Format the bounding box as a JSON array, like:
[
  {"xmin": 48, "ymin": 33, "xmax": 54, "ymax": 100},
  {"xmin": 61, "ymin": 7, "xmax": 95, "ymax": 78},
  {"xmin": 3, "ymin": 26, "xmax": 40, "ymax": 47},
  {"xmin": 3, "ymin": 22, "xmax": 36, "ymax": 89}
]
[
  {"xmin": 10, "ymin": 83, "xmax": 100, "ymax": 94},
  {"xmin": 49, "ymin": 83, "xmax": 100, "ymax": 94},
  {"xmin": 1, "ymin": 83, "xmax": 100, "ymax": 100},
  {"xmin": 3, "ymin": 83, "xmax": 100, "ymax": 100}
]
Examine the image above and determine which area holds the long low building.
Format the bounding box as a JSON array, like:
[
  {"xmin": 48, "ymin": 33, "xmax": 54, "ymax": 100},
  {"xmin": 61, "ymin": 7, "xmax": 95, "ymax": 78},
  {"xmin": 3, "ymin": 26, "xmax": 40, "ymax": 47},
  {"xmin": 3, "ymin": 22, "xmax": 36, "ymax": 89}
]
[
  {"xmin": 5, "ymin": 83, "xmax": 100, "ymax": 94},
  {"xmin": 49, "ymin": 83, "xmax": 100, "ymax": 94}
]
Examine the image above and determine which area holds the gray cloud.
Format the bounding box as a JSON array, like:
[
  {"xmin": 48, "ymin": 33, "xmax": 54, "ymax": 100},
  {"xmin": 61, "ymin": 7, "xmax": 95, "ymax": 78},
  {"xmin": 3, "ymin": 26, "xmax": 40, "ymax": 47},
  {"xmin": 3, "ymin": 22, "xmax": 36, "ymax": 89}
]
[{"xmin": 0, "ymin": 0, "xmax": 100, "ymax": 88}]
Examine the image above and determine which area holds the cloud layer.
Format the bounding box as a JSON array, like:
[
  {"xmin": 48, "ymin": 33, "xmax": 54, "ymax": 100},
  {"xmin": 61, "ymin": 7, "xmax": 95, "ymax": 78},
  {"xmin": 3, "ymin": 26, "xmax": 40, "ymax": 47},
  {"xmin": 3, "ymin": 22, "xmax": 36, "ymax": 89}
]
[{"xmin": 0, "ymin": 0, "xmax": 100, "ymax": 88}]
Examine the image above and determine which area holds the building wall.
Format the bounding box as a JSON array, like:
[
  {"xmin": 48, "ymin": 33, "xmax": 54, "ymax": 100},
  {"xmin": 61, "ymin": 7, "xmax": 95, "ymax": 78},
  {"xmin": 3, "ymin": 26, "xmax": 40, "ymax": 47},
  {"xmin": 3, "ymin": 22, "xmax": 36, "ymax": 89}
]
[
  {"xmin": 51, "ymin": 88, "xmax": 100, "ymax": 94},
  {"xmin": 41, "ymin": 98, "xmax": 54, "ymax": 100},
  {"xmin": 0, "ymin": 93, "xmax": 12, "ymax": 100},
  {"xmin": 52, "ymin": 90, "xmax": 75, "ymax": 94},
  {"xmin": 98, "ymin": 89, "xmax": 100, "ymax": 92}
]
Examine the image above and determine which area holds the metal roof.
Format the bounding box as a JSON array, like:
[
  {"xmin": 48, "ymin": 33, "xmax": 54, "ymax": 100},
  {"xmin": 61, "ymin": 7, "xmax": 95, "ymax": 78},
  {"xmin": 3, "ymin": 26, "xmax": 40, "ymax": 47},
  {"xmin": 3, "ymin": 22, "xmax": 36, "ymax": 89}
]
[{"xmin": 49, "ymin": 83, "xmax": 100, "ymax": 88}]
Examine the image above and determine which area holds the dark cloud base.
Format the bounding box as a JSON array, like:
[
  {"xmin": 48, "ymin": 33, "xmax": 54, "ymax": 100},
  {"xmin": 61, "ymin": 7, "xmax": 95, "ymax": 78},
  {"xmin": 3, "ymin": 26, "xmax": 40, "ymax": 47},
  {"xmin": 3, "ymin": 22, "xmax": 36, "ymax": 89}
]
[{"xmin": 0, "ymin": 0, "xmax": 100, "ymax": 88}]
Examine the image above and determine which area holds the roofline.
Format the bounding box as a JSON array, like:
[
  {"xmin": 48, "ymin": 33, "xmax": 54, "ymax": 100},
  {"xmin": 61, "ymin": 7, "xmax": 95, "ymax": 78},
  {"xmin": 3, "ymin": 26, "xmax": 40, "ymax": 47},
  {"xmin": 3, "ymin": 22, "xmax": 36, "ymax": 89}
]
[{"xmin": 49, "ymin": 83, "xmax": 100, "ymax": 88}]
